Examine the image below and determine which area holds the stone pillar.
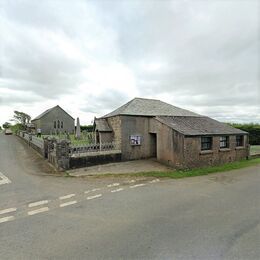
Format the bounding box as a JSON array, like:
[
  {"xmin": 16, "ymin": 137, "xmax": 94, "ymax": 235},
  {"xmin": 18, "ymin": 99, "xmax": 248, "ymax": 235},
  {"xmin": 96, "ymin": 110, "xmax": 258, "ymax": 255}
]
[{"xmin": 55, "ymin": 140, "xmax": 70, "ymax": 170}]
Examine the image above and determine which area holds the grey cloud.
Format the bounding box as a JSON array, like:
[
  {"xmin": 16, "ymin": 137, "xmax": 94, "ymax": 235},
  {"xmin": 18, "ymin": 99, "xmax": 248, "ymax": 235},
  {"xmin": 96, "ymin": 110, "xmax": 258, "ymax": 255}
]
[
  {"xmin": 0, "ymin": 0, "xmax": 259, "ymax": 124},
  {"xmin": 80, "ymin": 90, "xmax": 129, "ymax": 115}
]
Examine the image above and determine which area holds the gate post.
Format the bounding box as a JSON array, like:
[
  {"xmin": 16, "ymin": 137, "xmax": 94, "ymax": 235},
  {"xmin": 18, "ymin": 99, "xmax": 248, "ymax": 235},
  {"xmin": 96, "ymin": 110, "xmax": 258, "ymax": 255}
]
[{"xmin": 55, "ymin": 140, "xmax": 70, "ymax": 170}]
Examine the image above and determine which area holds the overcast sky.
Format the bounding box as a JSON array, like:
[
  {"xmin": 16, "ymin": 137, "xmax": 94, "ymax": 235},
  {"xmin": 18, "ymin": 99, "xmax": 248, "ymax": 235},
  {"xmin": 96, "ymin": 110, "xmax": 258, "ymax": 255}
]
[{"xmin": 0, "ymin": 0, "xmax": 259, "ymax": 126}]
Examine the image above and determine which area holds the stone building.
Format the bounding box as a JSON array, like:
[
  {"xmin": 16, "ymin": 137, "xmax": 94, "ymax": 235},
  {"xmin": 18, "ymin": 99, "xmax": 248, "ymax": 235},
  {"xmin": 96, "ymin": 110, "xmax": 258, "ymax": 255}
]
[
  {"xmin": 31, "ymin": 105, "xmax": 75, "ymax": 135},
  {"xmin": 94, "ymin": 98, "xmax": 249, "ymax": 168}
]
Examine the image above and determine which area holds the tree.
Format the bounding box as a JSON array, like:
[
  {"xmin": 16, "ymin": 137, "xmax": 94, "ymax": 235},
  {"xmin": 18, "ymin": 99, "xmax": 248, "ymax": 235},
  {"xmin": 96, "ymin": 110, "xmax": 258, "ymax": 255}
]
[
  {"xmin": 13, "ymin": 111, "xmax": 31, "ymax": 128},
  {"xmin": 2, "ymin": 122, "xmax": 11, "ymax": 129}
]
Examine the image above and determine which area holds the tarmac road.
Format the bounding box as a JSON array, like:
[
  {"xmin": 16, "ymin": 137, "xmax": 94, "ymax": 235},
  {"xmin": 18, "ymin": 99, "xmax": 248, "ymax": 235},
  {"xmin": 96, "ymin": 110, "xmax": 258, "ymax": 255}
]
[{"xmin": 0, "ymin": 133, "xmax": 259, "ymax": 259}]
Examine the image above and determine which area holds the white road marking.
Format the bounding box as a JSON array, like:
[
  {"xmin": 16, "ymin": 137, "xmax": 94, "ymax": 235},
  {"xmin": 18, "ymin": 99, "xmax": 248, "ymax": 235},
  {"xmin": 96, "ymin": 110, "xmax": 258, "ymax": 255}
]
[
  {"xmin": 111, "ymin": 188, "xmax": 124, "ymax": 193},
  {"xmin": 28, "ymin": 207, "xmax": 49, "ymax": 216},
  {"xmin": 84, "ymin": 190, "xmax": 91, "ymax": 194},
  {"xmin": 59, "ymin": 200, "xmax": 77, "ymax": 208},
  {"xmin": 130, "ymin": 183, "xmax": 146, "ymax": 188},
  {"xmin": 0, "ymin": 208, "xmax": 17, "ymax": 215},
  {"xmin": 28, "ymin": 200, "xmax": 48, "ymax": 208},
  {"xmin": 87, "ymin": 194, "xmax": 102, "ymax": 200},
  {"xmin": 149, "ymin": 179, "xmax": 160, "ymax": 183},
  {"xmin": 0, "ymin": 172, "xmax": 11, "ymax": 185},
  {"xmin": 91, "ymin": 188, "xmax": 101, "ymax": 192},
  {"xmin": 0, "ymin": 216, "xmax": 15, "ymax": 223},
  {"xmin": 128, "ymin": 180, "xmax": 136, "ymax": 183},
  {"xmin": 59, "ymin": 194, "xmax": 75, "ymax": 200},
  {"xmin": 107, "ymin": 183, "xmax": 120, "ymax": 187}
]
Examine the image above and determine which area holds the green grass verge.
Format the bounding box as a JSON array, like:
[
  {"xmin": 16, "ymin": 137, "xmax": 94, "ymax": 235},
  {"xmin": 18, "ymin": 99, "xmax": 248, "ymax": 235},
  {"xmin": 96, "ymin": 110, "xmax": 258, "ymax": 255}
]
[
  {"xmin": 250, "ymin": 145, "xmax": 260, "ymax": 155},
  {"xmin": 100, "ymin": 158, "xmax": 260, "ymax": 179}
]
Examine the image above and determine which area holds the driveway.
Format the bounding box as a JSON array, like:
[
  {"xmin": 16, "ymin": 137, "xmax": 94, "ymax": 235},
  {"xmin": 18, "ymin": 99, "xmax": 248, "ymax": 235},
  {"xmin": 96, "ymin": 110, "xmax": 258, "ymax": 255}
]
[{"xmin": 68, "ymin": 158, "xmax": 172, "ymax": 176}]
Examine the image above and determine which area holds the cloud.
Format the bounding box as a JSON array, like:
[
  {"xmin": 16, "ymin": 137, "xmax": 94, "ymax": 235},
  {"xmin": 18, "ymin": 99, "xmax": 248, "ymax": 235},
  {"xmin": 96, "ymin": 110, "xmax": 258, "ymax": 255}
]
[{"xmin": 0, "ymin": 0, "xmax": 259, "ymax": 125}]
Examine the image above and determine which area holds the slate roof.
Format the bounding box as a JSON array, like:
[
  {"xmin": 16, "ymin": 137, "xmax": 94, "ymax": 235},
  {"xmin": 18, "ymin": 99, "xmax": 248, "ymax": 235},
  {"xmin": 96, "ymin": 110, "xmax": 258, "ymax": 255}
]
[
  {"xmin": 156, "ymin": 116, "xmax": 247, "ymax": 136},
  {"xmin": 94, "ymin": 118, "xmax": 112, "ymax": 132},
  {"xmin": 32, "ymin": 105, "xmax": 74, "ymax": 121},
  {"xmin": 102, "ymin": 98, "xmax": 201, "ymax": 118}
]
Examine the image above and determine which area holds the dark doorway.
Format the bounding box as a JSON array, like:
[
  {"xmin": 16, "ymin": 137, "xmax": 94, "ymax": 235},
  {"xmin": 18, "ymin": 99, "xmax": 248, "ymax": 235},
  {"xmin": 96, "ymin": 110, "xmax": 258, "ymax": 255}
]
[{"xmin": 150, "ymin": 133, "xmax": 157, "ymax": 158}]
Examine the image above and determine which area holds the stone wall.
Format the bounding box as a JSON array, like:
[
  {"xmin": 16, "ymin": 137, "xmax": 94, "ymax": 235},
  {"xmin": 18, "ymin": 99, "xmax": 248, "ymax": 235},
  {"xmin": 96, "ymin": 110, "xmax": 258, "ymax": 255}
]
[
  {"xmin": 149, "ymin": 118, "xmax": 185, "ymax": 168},
  {"xmin": 120, "ymin": 116, "xmax": 156, "ymax": 160},
  {"xmin": 107, "ymin": 116, "xmax": 121, "ymax": 146},
  {"xmin": 70, "ymin": 152, "xmax": 122, "ymax": 169},
  {"xmin": 183, "ymin": 135, "xmax": 249, "ymax": 168},
  {"xmin": 17, "ymin": 131, "xmax": 122, "ymax": 171}
]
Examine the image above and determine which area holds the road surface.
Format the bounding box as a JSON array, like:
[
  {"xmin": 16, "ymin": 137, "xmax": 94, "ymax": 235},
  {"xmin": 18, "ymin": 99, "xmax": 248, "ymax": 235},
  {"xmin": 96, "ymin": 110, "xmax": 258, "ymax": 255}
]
[{"xmin": 0, "ymin": 133, "xmax": 259, "ymax": 259}]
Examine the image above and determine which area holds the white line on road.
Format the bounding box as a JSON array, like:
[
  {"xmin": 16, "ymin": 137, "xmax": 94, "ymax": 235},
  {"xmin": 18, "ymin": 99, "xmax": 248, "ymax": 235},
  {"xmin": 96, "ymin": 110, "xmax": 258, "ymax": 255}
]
[
  {"xmin": 59, "ymin": 194, "xmax": 75, "ymax": 200},
  {"xmin": 84, "ymin": 190, "xmax": 91, "ymax": 194},
  {"xmin": 0, "ymin": 216, "xmax": 15, "ymax": 223},
  {"xmin": 149, "ymin": 179, "xmax": 160, "ymax": 183},
  {"xmin": 128, "ymin": 180, "xmax": 136, "ymax": 183},
  {"xmin": 130, "ymin": 183, "xmax": 146, "ymax": 188},
  {"xmin": 28, "ymin": 200, "xmax": 49, "ymax": 208},
  {"xmin": 91, "ymin": 188, "xmax": 101, "ymax": 192},
  {"xmin": 107, "ymin": 183, "xmax": 120, "ymax": 187},
  {"xmin": 59, "ymin": 200, "xmax": 77, "ymax": 208},
  {"xmin": 28, "ymin": 207, "xmax": 49, "ymax": 216},
  {"xmin": 111, "ymin": 188, "xmax": 124, "ymax": 193},
  {"xmin": 0, "ymin": 208, "xmax": 17, "ymax": 215},
  {"xmin": 87, "ymin": 194, "xmax": 102, "ymax": 200},
  {"xmin": 0, "ymin": 172, "xmax": 11, "ymax": 185}
]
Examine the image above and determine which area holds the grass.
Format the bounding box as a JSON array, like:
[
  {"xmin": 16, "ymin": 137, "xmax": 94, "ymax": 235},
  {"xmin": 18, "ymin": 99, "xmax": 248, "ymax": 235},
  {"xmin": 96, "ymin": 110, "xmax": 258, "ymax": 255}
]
[
  {"xmin": 98, "ymin": 158, "xmax": 260, "ymax": 179},
  {"xmin": 250, "ymin": 145, "xmax": 260, "ymax": 155},
  {"xmin": 41, "ymin": 134, "xmax": 91, "ymax": 145}
]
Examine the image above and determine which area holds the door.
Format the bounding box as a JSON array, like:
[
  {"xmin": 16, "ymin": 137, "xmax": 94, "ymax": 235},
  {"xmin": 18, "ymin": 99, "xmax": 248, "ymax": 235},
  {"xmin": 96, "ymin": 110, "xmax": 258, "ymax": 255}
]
[{"xmin": 150, "ymin": 133, "xmax": 157, "ymax": 158}]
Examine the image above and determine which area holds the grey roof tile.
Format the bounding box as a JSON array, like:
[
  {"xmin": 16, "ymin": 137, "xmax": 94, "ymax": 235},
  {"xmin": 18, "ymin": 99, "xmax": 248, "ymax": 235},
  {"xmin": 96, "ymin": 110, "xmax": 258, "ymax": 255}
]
[
  {"xmin": 156, "ymin": 116, "xmax": 248, "ymax": 136},
  {"xmin": 102, "ymin": 98, "xmax": 201, "ymax": 118},
  {"xmin": 94, "ymin": 119, "xmax": 112, "ymax": 132}
]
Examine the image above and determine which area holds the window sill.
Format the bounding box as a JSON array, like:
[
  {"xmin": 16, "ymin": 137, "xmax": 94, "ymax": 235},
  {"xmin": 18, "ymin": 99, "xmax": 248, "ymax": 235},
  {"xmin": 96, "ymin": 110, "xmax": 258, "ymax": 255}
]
[
  {"xmin": 219, "ymin": 148, "xmax": 231, "ymax": 152},
  {"xmin": 200, "ymin": 150, "xmax": 213, "ymax": 155},
  {"xmin": 235, "ymin": 146, "xmax": 245, "ymax": 150}
]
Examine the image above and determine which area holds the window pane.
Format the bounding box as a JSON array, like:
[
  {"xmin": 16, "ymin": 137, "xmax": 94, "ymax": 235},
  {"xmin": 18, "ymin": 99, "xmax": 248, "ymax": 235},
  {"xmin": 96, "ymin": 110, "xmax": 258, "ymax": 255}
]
[
  {"xmin": 220, "ymin": 136, "xmax": 229, "ymax": 148},
  {"xmin": 201, "ymin": 136, "xmax": 212, "ymax": 150}
]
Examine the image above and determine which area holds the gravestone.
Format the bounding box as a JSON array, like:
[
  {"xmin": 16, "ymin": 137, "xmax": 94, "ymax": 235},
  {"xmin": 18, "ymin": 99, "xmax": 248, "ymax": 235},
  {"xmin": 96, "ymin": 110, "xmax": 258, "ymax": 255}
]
[{"xmin": 75, "ymin": 117, "xmax": 81, "ymax": 139}]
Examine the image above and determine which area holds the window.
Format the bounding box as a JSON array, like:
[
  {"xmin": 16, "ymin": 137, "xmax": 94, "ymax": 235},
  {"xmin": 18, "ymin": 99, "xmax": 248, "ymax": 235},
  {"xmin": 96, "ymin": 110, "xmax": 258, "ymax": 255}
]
[
  {"xmin": 54, "ymin": 121, "xmax": 56, "ymax": 129},
  {"xmin": 236, "ymin": 135, "xmax": 244, "ymax": 147},
  {"xmin": 130, "ymin": 135, "xmax": 142, "ymax": 145},
  {"xmin": 201, "ymin": 136, "xmax": 212, "ymax": 150},
  {"xmin": 58, "ymin": 120, "xmax": 60, "ymax": 129},
  {"xmin": 220, "ymin": 136, "xmax": 229, "ymax": 148},
  {"xmin": 61, "ymin": 121, "xmax": 63, "ymax": 129}
]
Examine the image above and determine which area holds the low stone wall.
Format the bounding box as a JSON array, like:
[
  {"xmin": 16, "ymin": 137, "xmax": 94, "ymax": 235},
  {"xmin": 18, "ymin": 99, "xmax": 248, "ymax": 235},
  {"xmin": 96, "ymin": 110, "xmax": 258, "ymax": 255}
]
[
  {"xmin": 17, "ymin": 131, "xmax": 122, "ymax": 171},
  {"xmin": 70, "ymin": 152, "xmax": 122, "ymax": 169}
]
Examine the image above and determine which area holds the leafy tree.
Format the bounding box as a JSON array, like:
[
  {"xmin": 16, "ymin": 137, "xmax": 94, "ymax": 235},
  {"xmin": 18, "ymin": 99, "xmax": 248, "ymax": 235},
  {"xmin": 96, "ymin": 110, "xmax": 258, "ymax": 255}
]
[
  {"xmin": 13, "ymin": 111, "xmax": 31, "ymax": 128},
  {"xmin": 80, "ymin": 125, "xmax": 94, "ymax": 132},
  {"xmin": 229, "ymin": 123, "xmax": 260, "ymax": 145},
  {"xmin": 2, "ymin": 122, "xmax": 11, "ymax": 129}
]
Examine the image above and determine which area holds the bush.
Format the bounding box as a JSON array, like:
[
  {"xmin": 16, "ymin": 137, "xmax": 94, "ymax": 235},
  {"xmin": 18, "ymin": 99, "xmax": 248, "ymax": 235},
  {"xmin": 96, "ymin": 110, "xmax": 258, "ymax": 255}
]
[
  {"xmin": 229, "ymin": 123, "xmax": 260, "ymax": 145},
  {"xmin": 80, "ymin": 125, "xmax": 94, "ymax": 132}
]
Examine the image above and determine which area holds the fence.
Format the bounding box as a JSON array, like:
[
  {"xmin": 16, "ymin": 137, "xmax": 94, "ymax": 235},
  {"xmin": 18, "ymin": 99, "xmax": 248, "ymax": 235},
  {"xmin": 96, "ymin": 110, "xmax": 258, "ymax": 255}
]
[
  {"xmin": 17, "ymin": 131, "xmax": 122, "ymax": 170},
  {"xmin": 70, "ymin": 141, "xmax": 120, "ymax": 157},
  {"xmin": 31, "ymin": 136, "xmax": 44, "ymax": 149}
]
